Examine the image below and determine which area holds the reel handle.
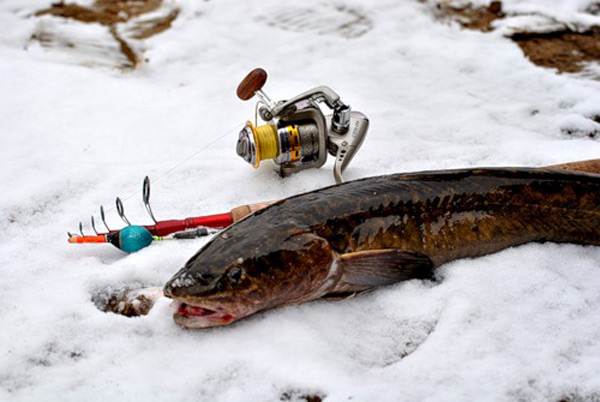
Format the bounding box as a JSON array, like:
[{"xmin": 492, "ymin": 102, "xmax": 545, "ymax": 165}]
[{"xmin": 237, "ymin": 68, "xmax": 267, "ymax": 101}]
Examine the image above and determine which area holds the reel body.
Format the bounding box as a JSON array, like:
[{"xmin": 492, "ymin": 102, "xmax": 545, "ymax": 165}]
[{"xmin": 235, "ymin": 69, "xmax": 369, "ymax": 183}]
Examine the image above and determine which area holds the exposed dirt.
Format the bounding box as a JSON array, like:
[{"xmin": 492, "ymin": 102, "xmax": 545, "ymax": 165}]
[
  {"xmin": 36, "ymin": 0, "xmax": 162, "ymax": 25},
  {"xmin": 33, "ymin": 0, "xmax": 179, "ymax": 69},
  {"xmin": 434, "ymin": 1, "xmax": 600, "ymax": 75},
  {"xmin": 280, "ymin": 390, "xmax": 326, "ymax": 402},
  {"xmin": 110, "ymin": 25, "xmax": 138, "ymax": 68},
  {"xmin": 92, "ymin": 287, "xmax": 157, "ymax": 317},
  {"xmin": 130, "ymin": 9, "xmax": 179, "ymax": 39},
  {"xmin": 434, "ymin": 0, "xmax": 504, "ymax": 32},
  {"xmin": 511, "ymin": 29, "xmax": 600, "ymax": 74},
  {"xmin": 106, "ymin": 293, "xmax": 155, "ymax": 316}
]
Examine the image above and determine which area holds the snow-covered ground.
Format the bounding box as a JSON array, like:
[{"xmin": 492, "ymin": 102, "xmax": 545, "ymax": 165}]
[{"xmin": 2, "ymin": 0, "xmax": 600, "ymax": 400}]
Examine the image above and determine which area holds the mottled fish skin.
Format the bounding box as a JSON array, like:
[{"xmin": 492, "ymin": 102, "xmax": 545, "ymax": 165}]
[{"xmin": 163, "ymin": 168, "xmax": 600, "ymax": 327}]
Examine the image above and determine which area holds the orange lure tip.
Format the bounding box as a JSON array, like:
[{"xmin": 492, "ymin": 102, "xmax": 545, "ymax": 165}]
[{"xmin": 68, "ymin": 235, "xmax": 108, "ymax": 244}]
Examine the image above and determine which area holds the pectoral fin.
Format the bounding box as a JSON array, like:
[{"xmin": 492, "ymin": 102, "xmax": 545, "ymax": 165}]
[{"xmin": 331, "ymin": 249, "xmax": 433, "ymax": 293}]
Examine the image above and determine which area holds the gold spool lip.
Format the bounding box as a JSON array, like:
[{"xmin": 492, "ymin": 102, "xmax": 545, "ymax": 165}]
[
  {"xmin": 288, "ymin": 125, "xmax": 301, "ymax": 162},
  {"xmin": 246, "ymin": 121, "xmax": 261, "ymax": 168}
]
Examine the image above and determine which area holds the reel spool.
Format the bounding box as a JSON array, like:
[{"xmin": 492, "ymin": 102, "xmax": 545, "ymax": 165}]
[
  {"xmin": 237, "ymin": 121, "xmax": 319, "ymax": 168},
  {"xmin": 235, "ymin": 68, "xmax": 369, "ymax": 183}
]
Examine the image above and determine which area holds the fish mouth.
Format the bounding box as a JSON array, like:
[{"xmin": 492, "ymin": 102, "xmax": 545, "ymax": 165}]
[{"xmin": 172, "ymin": 301, "xmax": 237, "ymax": 328}]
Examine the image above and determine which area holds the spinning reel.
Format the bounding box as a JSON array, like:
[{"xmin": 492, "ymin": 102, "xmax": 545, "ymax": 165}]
[{"xmin": 235, "ymin": 68, "xmax": 369, "ymax": 183}]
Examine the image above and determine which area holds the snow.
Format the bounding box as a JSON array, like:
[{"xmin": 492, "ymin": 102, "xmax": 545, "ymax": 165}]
[
  {"xmin": 2, "ymin": 0, "xmax": 600, "ymax": 400},
  {"xmin": 497, "ymin": 0, "xmax": 600, "ymax": 31}
]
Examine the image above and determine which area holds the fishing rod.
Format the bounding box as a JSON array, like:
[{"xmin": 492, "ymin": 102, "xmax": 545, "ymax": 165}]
[
  {"xmin": 80, "ymin": 78, "xmax": 376, "ymax": 309},
  {"xmin": 68, "ymin": 176, "xmax": 273, "ymax": 252},
  {"xmin": 69, "ymin": 67, "xmax": 372, "ymax": 252}
]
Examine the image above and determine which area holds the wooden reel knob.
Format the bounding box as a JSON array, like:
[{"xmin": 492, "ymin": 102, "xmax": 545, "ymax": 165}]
[{"xmin": 237, "ymin": 68, "xmax": 267, "ymax": 101}]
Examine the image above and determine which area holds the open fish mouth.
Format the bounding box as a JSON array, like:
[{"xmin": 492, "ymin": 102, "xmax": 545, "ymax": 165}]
[{"xmin": 172, "ymin": 301, "xmax": 236, "ymax": 328}]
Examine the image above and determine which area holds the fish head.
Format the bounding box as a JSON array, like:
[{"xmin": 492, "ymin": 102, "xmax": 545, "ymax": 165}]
[{"xmin": 163, "ymin": 231, "xmax": 337, "ymax": 328}]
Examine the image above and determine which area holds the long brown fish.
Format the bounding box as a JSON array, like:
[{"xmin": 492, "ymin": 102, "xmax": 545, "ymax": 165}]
[{"xmin": 163, "ymin": 166, "xmax": 600, "ymax": 328}]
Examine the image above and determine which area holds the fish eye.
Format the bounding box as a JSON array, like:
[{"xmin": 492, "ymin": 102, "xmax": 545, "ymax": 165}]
[{"xmin": 227, "ymin": 267, "xmax": 245, "ymax": 283}]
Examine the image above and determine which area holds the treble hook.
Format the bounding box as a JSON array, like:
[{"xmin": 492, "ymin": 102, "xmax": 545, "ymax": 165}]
[
  {"xmin": 79, "ymin": 222, "xmax": 85, "ymax": 237},
  {"xmin": 143, "ymin": 176, "xmax": 158, "ymax": 224},
  {"xmin": 100, "ymin": 205, "xmax": 111, "ymax": 232},
  {"xmin": 115, "ymin": 197, "xmax": 131, "ymax": 226}
]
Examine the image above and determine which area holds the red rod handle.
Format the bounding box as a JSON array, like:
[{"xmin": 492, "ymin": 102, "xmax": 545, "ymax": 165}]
[
  {"xmin": 143, "ymin": 213, "xmax": 234, "ymax": 236},
  {"xmin": 187, "ymin": 213, "xmax": 234, "ymax": 229}
]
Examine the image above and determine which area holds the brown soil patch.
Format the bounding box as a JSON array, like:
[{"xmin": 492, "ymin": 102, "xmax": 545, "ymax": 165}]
[
  {"xmin": 93, "ymin": 287, "xmax": 156, "ymax": 317},
  {"xmin": 105, "ymin": 293, "xmax": 155, "ymax": 317},
  {"xmin": 130, "ymin": 9, "xmax": 179, "ymax": 39},
  {"xmin": 35, "ymin": 0, "xmax": 162, "ymax": 25},
  {"xmin": 511, "ymin": 29, "xmax": 600, "ymax": 74},
  {"xmin": 435, "ymin": 0, "xmax": 504, "ymax": 32},
  {"xmin": 280, "ymin": 390, "xmax": 325, "ymax": 402},
  {"xmin": 33, "ymin": 0, "xmax": 179, "ymax": 69},
  {"xmin": 109, "ymin": 25, "xmax": 138, "ymax": 68},
  {"xmin": 434, "ymin": 1, "xmax": 600, "ymax": 75}
]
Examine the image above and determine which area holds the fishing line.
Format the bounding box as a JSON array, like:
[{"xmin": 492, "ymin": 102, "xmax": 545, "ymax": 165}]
[
  {"xmin": 101, "ymin": 121, "xmax": 245, "ymax": 214},
  {"xmin": 71, "ymin": 67, "xmax": 372, "ymax": 244}
]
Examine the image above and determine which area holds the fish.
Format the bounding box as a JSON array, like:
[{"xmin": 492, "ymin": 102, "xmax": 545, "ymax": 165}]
[{"xmin": 163, "ymin": 167, "xmax": 600, "ymax": 328}]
